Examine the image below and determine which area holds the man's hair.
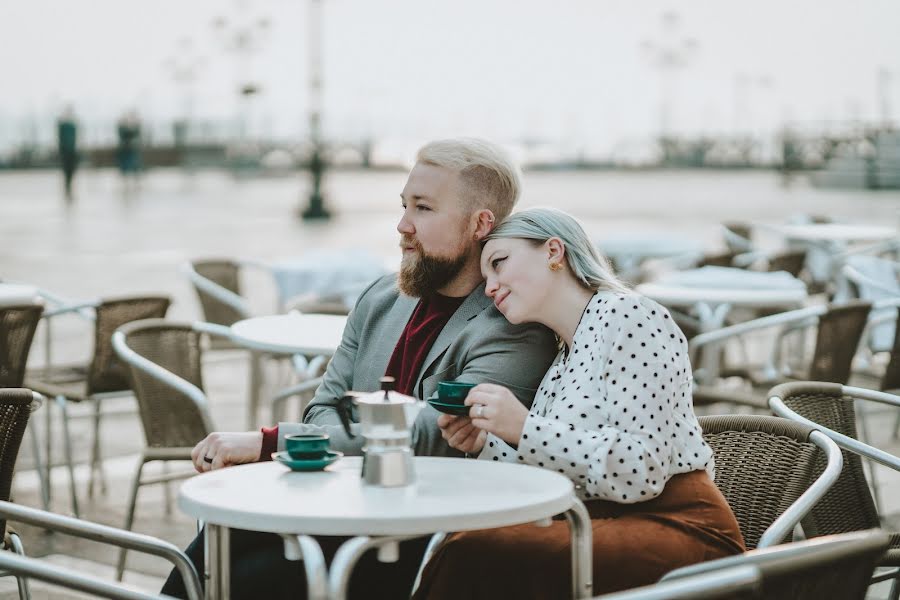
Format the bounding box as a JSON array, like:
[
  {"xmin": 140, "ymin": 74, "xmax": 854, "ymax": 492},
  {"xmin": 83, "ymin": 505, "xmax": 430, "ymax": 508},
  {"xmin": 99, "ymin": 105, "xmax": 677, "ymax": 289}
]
[{"xmin": 415, "ymin": 138, "xmax": 521, "ymax": 222}]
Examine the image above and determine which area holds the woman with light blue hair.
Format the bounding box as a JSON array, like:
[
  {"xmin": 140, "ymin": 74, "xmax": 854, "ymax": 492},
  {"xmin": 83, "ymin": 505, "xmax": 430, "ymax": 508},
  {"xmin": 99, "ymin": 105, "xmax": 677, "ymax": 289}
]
[{"xmin": 418, "ymin": 208, "xmax": 745, "ymax": 598}]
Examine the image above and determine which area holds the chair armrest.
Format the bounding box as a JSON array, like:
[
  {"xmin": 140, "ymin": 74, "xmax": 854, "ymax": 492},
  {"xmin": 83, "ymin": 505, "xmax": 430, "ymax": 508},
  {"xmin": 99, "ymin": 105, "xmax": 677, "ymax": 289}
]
[
  {"xmin": 690, "ymin": 305, "xmax": 825, "ymax": 353},
  {"xmin": 842, "ymin": 264, "xmax": 900, "ymax": 297},
  {"xmin": 181, "ymin": 262, "xmax": 251, "ymax": 319},
  {"xmin": 769, "ymin": 387, "xmax": 900, "ymax": 472},
  {"xmin": 112, "ymin": 331, "xmax": 215, "ymax": 433},
  {"xmin": 597, "ymin": 565, "xmax": 760, "ymax": 599},
  {"xmin": 191, "ymin": 320, "xmax": 234, "ymax": 341},
  {"xmin": 0, "ymin": 500, "xmax": 201, "ymax": 600},
  {"xmin": 756, "ymin": 430, "xmax": 842, "ymax": 548}
]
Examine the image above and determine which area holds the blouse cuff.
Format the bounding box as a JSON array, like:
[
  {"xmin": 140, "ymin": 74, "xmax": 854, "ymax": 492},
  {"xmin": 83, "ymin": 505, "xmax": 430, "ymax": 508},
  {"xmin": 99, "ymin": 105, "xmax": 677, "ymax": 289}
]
[
  {"xmin": 477, "ymin": 433, "xmax": 517, "ymax": 463},
  {"xmin": 517, "ymin": 414, "xmax": 573, "ymax": 466}
]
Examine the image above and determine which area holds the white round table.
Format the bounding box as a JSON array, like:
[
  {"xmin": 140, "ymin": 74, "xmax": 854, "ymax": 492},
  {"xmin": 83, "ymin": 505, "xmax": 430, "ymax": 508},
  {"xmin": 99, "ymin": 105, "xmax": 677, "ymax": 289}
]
[
  {"xmin": 596, "ymin": 235, "xmax": 703, "ymax": 279},
  {"xmin": 230, "ymin": 313, "xmax": 347, "ymax": 356},
  {"xmin": 775, "ymin": 223, "xmax": 897, "ymax": 244},
  {"xmin": 179, "ymin": 457, "xmax": 592, "ymax": 599}
]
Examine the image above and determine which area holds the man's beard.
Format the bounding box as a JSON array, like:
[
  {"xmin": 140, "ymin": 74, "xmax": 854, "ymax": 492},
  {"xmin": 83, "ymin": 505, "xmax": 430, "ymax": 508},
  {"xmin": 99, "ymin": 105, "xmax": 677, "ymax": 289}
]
[{"xmin": 398, "ymin": 238, "xmax": 470, "ymax": 298}]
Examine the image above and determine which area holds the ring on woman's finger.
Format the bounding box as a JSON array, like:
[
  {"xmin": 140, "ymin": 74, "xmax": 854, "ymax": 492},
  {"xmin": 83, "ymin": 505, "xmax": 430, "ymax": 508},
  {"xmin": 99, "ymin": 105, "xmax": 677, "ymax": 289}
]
[{"xmin": 474, "ymin": 404, "xmax": 485, "ymax": 419}]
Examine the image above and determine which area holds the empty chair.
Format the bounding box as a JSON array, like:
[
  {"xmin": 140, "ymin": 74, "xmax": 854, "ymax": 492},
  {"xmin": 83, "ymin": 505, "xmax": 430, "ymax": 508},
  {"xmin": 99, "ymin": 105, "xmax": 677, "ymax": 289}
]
[
  {"xmin": 24, "ymin": 295, "xmax": 170, "ymax": 516},
  {"xmin": 111, "ymin": 318, "xmax": 218, "ymax": 580},
  {"xmin": 183, "ymin": 259, "xmax": 250, "ymax": 349},
  {"xmin": 690, "ymin": 301, "xmax": 872, "ymax": 411},
  {"xmin": 698, "ymin": 414, "xmax": 841, "ymax": 550},
  {"xmin": 0, "ymin": 389, "xmax": 43, "ymax": 600},
  {"xmin": 769, "ymin": 381, "xmax": 900, "ymax": 599},
  {"xmin": 0, "ymin": 499, "xmax": 201, "ymax": 600}
]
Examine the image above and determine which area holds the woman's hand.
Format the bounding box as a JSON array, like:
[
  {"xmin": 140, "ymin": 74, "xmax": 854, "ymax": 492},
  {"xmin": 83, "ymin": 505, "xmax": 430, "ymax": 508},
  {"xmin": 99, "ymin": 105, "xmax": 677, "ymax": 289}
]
[
  {"xmin": 465, "ymin": 383, "xmax": 528, "ymax": 446},
  {"xmin": 437, "ymin": 414, "xmax": 486, "ymax": 454}
]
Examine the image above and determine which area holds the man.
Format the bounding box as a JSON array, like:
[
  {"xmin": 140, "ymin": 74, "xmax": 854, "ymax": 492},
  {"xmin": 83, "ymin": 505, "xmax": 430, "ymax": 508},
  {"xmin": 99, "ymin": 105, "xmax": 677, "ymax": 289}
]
[
  {"xmin": 163, "ymin": 138, "xmax": 557, "ymax": 599},
  {"xmin": 57, "ymin": 105, "xmax": 78, "ymax": 201}
]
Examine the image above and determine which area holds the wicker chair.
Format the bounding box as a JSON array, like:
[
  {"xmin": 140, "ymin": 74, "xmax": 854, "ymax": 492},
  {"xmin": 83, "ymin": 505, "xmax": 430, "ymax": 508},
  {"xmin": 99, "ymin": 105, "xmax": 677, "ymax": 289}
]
[
  {"xmin": 0, "ymin": 499, "xmax": 201, "ymax": 600},
  {"xmin": 111, "ymin": 318, "xmax": 216, "ymax": 580},
  {"xmin": 24, "ymin": 295, "xmax": 170, "ymax": 516},
  {"xmin": 183, "ymin": 259, "xmax": 250, "ymax": 348},
  {"xmin": 690, "ymin": 301, "xmax": 872, "ymax": 411},
  {"xmin": 0, "ymin": 389, "xmax": 42, "ymax": 600},
  {"xmin": 698, "ymin": 414, "xmax": 842, "ymax": 550},
  {"xmin": 0, "ymin": 304, "xmax": 47, "ymax": 510},
  {"xmin": 722, "ymin": 222, "xmax": 753, "ymax": 255},
  {"xmin": 768, "ymin": 381, "xmax": 900, "ymax": 599},
  {"xmin": 649, "ymin": 529, "xmax": 890, "ymax": 600}
]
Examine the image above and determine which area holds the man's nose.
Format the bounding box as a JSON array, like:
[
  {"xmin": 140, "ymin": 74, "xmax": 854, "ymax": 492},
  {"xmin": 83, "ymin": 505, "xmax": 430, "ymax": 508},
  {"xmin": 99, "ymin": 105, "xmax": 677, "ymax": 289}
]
[{"xmin": 397, "ymin": 212, "xmax": 414, "ymax": 235}]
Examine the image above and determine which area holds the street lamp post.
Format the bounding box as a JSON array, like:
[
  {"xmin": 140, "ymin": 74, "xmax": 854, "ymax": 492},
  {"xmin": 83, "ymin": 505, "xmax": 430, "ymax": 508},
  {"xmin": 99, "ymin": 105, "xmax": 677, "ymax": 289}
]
[
  {"xmin": 641, "ymin": 12, "xmax": 698, "ymax": 157},
  {"xmin": 301, "ymin": 0, "xmax": 330, "ymax": 220}
]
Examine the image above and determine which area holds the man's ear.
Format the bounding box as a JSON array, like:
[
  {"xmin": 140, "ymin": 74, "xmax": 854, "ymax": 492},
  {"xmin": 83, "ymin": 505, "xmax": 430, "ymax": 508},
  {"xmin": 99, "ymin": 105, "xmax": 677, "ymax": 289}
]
[
  {"xmin": 546, "ymin": 237, "xmax": 566, "ymax": 263},
  {"xmin": 473, "ymin": 209, "xmax": 496, "ymax": 241}
]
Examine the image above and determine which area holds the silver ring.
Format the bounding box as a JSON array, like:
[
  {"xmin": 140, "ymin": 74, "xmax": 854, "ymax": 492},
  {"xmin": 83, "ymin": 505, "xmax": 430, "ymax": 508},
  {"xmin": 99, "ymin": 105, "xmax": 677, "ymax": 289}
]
[
  {"xmin": 475, "ymin": 405, "xmax": 485, "ymax": 419},
  {"xmin": 203, "ymin": 455, "xmax": 213, "ymax": 464}
]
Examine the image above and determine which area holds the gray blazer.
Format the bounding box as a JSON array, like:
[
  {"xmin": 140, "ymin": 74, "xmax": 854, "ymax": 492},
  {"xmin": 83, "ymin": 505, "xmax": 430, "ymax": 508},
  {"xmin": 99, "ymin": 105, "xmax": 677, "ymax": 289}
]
[{"xmin": 278, "ymin": 274, "xmax": 557, "ymax": 456}]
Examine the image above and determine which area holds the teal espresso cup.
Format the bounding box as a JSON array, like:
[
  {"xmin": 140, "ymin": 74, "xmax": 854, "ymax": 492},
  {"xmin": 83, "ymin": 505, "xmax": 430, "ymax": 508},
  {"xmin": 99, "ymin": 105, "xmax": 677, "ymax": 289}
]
[
  {"xmin": 437, "ymin": 381, "xmax": 476, "ymax": 405},
  {"xmin": 284, "ymin": 433, "xmax": 330, "ymax": 460}
]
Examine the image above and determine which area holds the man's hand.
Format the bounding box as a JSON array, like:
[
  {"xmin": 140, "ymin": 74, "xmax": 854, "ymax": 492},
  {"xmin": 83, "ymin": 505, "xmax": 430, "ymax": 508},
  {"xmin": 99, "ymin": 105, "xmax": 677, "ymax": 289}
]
[
  {"xmin": 191, "ymin": 431, "xmax": 263, "ymax": 472},
  {"xmin": 437, "ymin": 414, "xmax": 486, "ymax": 455}
]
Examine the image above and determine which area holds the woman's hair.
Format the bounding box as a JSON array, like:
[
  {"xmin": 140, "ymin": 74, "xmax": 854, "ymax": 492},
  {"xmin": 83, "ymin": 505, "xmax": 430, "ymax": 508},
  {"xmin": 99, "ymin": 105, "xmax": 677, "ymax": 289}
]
[
  {"xmin": 416, "ymin": 138, "xmax": 521, "ymax": 222},
  {"xmin": 485, "ymin": 207, "xmax": 630, "ymax": 294}
]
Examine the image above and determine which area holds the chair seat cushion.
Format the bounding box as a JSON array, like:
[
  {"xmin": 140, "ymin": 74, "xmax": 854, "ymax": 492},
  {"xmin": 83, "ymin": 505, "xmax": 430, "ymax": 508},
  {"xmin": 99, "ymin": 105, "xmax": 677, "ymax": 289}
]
[{"xmin": 25, "ymin": 365, "xmax": 88, "ymax": 402}]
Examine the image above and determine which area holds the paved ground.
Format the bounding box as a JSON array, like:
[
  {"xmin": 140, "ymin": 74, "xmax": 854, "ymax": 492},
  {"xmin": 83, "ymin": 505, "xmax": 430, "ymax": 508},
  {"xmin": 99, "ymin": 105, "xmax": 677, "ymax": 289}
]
[{"xmin": 1, "ymin": 167, "xmax": 899, "ymax": 597}]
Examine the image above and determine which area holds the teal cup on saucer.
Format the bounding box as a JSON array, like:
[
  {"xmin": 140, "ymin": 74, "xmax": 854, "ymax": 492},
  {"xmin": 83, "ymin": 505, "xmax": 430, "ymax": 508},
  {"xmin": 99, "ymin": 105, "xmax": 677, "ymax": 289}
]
[
  {"xmin": 284, "ymin": 433, "xmax": 330, "ymax": 460},
  {"xmin": 437, "ymin": 381, "xmax": 476, "ymax": 405}
]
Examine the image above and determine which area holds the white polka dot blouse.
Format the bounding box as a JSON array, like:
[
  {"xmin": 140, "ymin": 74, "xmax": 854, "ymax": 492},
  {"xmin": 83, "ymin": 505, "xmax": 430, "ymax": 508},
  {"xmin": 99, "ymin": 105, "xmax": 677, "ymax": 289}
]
[{"xmin": 479, "ymin": 292, "xmax": 714, "ymax": 504}]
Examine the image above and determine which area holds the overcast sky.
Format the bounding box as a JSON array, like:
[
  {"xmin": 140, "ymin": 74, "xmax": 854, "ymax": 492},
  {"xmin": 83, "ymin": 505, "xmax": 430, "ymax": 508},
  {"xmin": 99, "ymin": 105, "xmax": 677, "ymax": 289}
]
[{"xmin": 2, "ymin": 0, "xmax": 899, "ymax": 150}]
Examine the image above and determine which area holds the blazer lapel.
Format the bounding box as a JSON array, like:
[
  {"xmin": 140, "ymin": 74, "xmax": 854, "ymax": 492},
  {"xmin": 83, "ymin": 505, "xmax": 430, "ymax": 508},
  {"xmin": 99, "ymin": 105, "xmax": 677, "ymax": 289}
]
[{"xmin": 415, "ymin": 283, "xmax": 491, "ymax": 391}]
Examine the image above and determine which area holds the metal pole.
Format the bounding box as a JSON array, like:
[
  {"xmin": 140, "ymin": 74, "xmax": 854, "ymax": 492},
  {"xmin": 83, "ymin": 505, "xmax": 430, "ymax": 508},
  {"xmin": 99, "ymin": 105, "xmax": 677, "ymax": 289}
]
[
  {"xmin": 564, "ymin": 497, "xmax": 593, "ymax": 599},
  {"xmin": 301, "ymin": 0, "xmax": 330, "ymax": 220}
]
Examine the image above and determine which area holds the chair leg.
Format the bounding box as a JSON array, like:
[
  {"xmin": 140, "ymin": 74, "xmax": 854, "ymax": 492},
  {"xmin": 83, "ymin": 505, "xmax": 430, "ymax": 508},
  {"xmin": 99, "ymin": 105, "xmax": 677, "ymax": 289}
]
[
  {"xmin": 893, "ymin": 410, "xmax": 900, "ymax": 440},
  {"xmin": 43, "ymin": 399, "xmax": 52, "ymax": 508},
  {"xmin": 28, "ymin": 424, "xmax": 49, "ymax": 512},
  {"xmin": 162, "ymin": 463, "xmax": 173, "ymax": 516},
  {"xmin": 248, "ymin": 351, "xmax": 263, "ymax": 428},
  {"xmin": 115, "ymin": 458, "xmax": 146, "ymax": 581},
  {"xmin": 410, "ymin": 532, "xmax": 447, "ymax": 596},
  {"xmin": 88, "ymin": 397, "xmax": 107, "ymax": 498},
  {"xmin": 8, "ymin": 531, "xmax": 32, "ymax": 600},
  {"xmin": 55, "ymin": 396, "xmax": 79, "ymax": 518}
]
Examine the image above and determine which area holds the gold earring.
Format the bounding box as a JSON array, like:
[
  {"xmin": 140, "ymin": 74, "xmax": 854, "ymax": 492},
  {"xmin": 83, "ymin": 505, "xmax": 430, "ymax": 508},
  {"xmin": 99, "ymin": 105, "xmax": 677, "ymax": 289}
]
[{"xmin": 549, "ymin": 262, "xmax": 562, "ymax": 272}]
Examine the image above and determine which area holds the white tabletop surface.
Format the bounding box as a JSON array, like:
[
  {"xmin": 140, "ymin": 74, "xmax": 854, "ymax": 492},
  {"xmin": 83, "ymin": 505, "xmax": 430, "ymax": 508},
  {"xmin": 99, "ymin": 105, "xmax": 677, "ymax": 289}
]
[
  {"xmin": 0, "ymin": 284, "xmax": 40, "ymax": 307},
  {"xmin": 179, "ymin": 456, "xmax": 575, "ymax": 536},
  {"xmin": 230, "ymin": 313, "xmax": 347, "ymax": 356},
  {"xmin": 636, "ymin": 281, "xmax": 808, "ymax": 308},
  {"xmin": 775, "ymin": 223, "xmax": 897, "ymax": 243},
  {"xmin": 596, "ymin": 235, "xmax": 703, "ymax": 259}
]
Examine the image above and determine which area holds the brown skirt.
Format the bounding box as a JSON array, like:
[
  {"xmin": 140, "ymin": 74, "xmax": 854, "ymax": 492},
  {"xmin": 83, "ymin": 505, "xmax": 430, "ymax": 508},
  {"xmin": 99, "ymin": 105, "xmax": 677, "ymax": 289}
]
[{"xmin": 413, "ymin": 469, "xmax": 745, "ymax": 600}]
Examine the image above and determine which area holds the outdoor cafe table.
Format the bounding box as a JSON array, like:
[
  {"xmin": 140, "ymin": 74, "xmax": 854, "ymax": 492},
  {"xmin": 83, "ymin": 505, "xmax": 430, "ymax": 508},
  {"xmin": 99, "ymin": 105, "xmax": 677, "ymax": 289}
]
[
  {"xmin": 230, "ymin": 313, "xmax": 347, "ymax": 357},
  {"xmin": 178, "ymin": 456, "xmax": 593, "ymax": 600},
  {"xmin": 773, "ymin": 223, "xmax": 897, "ymax": 245},
  {"xmin": 229, "ymin": 313, "xmax": 347, "ymax": 425}
]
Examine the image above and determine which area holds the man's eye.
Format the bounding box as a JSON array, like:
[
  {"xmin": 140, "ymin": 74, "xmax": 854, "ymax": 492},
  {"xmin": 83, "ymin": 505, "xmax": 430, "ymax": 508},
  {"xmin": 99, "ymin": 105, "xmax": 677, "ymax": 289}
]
[
  {"xmin": 417, "ymin": 205, "xmax": 432, "ymax": 212},
  {"xmin": 491, "ymin": 257, "xmax": 506, "ymax": 269}
]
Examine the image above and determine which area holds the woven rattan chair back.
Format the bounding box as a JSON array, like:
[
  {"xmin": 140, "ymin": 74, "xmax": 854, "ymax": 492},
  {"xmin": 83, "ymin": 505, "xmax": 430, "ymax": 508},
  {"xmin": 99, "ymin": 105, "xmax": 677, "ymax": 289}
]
[
  {"xmin": 0, "ymin": 389, "xmax": 35, "ymax": 537},
  {"xmin": 807, "ymin": 301, "xmax": 871, "ymax": 383},
  {"xmin": 0, "ymin": 305, "xmax": 43, "ymax": 388},
  {"xmin": 191, "ymin": 259, "xmax": 245, "ymax": 327},
  {"xmin": 86, "ymin": 296, "xmax": 171, "ymax": 395},
  {"xmin": 698, "ymin": 251, "xmax": 738, "ymax": 269},
  {"xmin": 881, "ymin": 307, "xmax": 900, "ymax": 392},
  {"xmin": 767, "ymin": 250, "xmax": 807, "ymax": 278},
  {"xmin": 120, "ymin": 320, "xmax": 209, "ymax": 448},
  {"xmin": 699, "ymin": 414, "xmax": 819, "ymax": 550},
  {"xmin": 772, "ymin": 381, "xmax": 880, "ymax": 538}
]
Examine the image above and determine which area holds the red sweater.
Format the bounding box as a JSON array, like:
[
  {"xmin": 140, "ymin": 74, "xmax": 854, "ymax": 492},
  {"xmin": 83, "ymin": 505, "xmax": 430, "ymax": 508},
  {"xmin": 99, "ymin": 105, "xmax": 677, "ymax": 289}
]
[{"xmin": 259, "ymin": 294, "xmax": 464, "ymax": 459}]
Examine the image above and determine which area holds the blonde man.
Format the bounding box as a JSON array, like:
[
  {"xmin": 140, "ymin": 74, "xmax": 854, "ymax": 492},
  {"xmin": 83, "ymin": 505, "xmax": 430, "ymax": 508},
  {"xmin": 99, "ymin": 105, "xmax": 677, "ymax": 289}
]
[{"xmin": 164, "ymin": 139, "xmax": 556, "ymax": 600}]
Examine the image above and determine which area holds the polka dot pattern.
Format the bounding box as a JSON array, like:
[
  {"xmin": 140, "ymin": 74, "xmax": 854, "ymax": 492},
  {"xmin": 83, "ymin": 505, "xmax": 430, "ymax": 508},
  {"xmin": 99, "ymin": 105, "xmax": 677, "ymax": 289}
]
[{"xmin": 479, "ymin": 292, "xmax": 714, "ymax": 504}]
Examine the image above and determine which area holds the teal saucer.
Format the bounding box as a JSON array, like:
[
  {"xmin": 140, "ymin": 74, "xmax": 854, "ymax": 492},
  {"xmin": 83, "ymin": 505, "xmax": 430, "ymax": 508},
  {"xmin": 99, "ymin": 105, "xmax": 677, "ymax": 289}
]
[
  {"xmin": 427, "ymin": 397, "xmax": 471, "ymax": 416},
  {"xmin": 272, "ymin": 450, "xmax": 343, "ymax": 472}
]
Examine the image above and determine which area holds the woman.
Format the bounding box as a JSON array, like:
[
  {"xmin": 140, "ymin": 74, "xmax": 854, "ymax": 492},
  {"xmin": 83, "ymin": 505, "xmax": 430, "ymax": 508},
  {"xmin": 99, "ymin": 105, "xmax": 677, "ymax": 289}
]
[{"xmin": 415, "ymin": 208, "xmax": 745, "ymax": 599}]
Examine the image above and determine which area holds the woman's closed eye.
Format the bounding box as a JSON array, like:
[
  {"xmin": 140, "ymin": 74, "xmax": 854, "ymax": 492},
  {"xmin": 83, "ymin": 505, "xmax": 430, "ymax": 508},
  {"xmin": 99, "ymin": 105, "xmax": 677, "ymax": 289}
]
[{"xmin": 491, "ymin": 256, "xmax": 506, "ymax": 269}]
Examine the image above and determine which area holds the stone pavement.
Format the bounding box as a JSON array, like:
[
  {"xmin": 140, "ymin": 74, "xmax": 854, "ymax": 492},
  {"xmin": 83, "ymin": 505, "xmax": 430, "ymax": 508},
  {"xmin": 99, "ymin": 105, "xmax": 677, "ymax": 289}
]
[{"xmin": 1, "ymin": 167, "xmax": 899, "ymax": 597}]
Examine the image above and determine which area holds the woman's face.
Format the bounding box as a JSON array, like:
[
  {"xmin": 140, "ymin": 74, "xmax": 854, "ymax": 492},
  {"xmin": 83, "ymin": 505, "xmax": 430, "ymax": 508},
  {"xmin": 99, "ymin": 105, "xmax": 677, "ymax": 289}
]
[{"xmin": 481, "ymin": 237, "xmax": 554, "ymax": 324}]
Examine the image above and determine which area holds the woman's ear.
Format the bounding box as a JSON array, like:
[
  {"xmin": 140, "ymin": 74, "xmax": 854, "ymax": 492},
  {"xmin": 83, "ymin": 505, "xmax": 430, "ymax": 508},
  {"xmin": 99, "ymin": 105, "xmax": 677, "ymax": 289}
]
[
  {"xmin": 473, "ymin": 209, "xmax": 496, "ymax": 240},
  {"xmin": 546, "ymin": 237, "xmax": 566, "ymax": 264}
]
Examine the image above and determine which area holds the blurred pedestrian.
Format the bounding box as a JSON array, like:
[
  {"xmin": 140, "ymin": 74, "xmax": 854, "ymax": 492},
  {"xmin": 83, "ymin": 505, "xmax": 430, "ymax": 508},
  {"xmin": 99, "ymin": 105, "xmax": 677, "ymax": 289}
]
[
  {"xmin": 116, "ymin": 110, "xmax": 142, "ymax": 186},
  {"xmin": 57, "ymin": 105, "xmax": 79, "ymax": 200}
]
